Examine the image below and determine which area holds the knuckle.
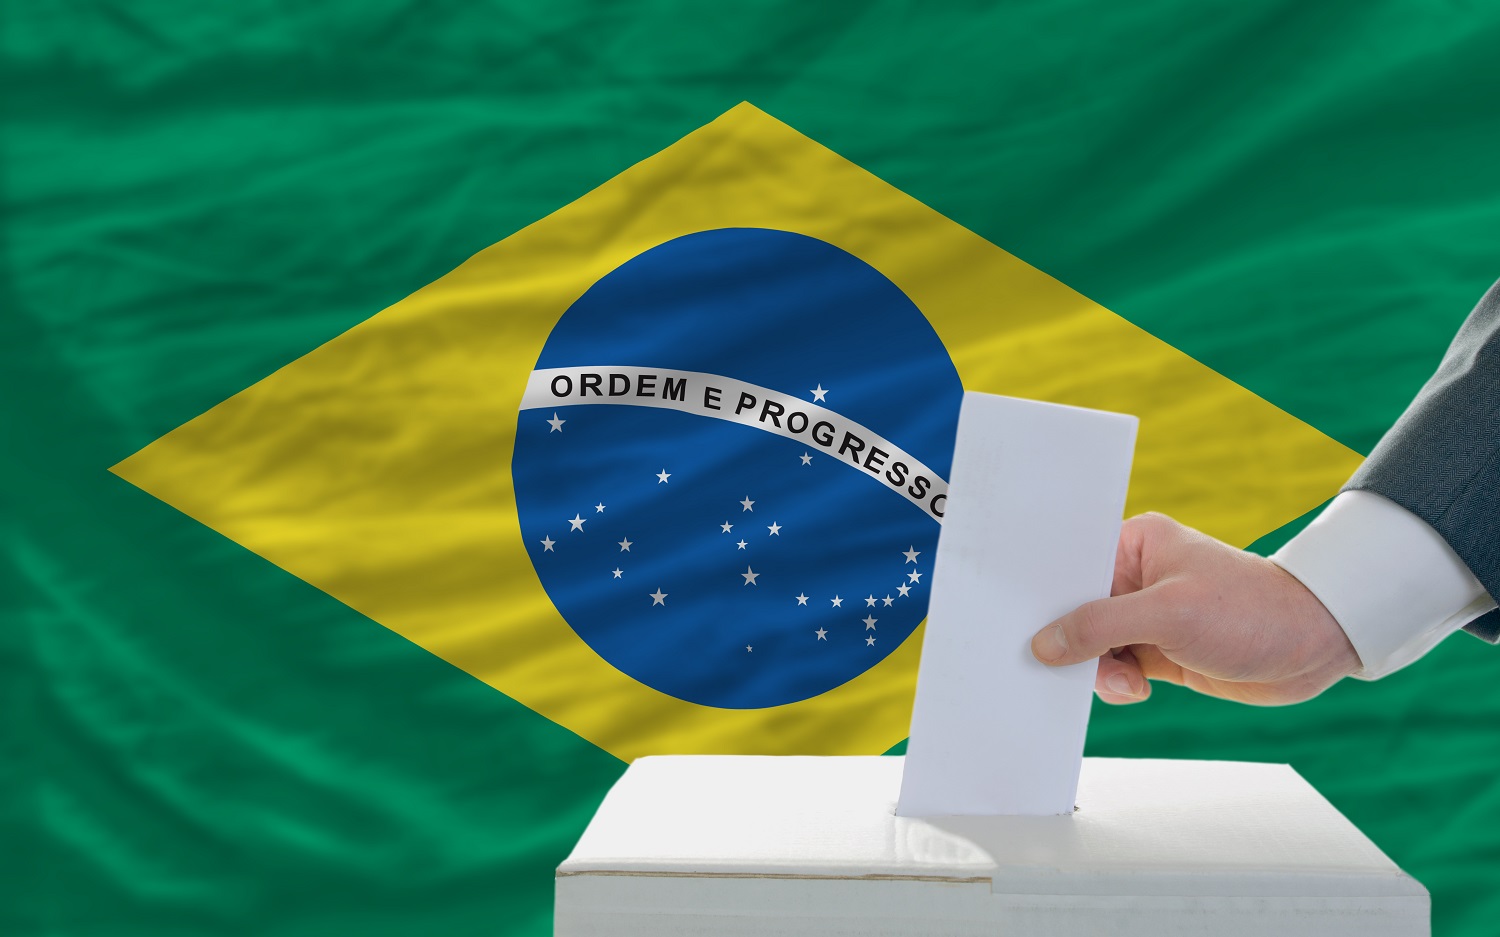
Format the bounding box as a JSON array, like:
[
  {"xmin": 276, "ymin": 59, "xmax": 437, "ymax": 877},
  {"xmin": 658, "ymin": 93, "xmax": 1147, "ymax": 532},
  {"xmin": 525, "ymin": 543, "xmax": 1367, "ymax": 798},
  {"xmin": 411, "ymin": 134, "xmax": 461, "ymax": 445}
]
[
  {"xmin": 1122, "ymin": 513, "xmax": 1182, "ymax": 557},
  {"xmin": 1131, "ymin": 512, "xmax": 1180, "ymax": 537},
  {"xmin": 1151, "ymin": 581, "xmax": 1201, "ymax": 637},
  {"xmin": 1152, "ymin": 580, "xmax": 1195, "ymax": 620},
  {"xmin": 1074, "ymin": 601, "xmax": 1112, "ymax": 653}
]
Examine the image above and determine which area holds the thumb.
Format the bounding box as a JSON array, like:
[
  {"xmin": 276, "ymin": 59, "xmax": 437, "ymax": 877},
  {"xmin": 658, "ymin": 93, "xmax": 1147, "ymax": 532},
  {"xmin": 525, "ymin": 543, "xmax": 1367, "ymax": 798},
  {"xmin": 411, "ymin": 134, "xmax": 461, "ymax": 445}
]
[{"xmin": 1031, "ymin": 589, "xmax": 1167, "ymax": 666}]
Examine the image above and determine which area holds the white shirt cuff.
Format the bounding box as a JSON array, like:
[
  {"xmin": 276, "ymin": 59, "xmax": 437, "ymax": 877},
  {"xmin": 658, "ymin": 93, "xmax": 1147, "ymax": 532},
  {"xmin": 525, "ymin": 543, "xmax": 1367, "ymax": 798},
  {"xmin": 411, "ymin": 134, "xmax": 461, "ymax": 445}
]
[{"xmin": 1270, "ymin": 490, "xmax": 1497, "ymax": 680}]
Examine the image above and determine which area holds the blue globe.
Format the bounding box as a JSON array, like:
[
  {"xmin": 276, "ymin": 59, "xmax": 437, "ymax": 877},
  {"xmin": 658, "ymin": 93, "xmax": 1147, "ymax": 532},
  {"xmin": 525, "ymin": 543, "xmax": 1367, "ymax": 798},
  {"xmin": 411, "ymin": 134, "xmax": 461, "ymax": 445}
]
[{"xmin": 512, "ymin": 228, "xmax": 962, "ymax": 708}]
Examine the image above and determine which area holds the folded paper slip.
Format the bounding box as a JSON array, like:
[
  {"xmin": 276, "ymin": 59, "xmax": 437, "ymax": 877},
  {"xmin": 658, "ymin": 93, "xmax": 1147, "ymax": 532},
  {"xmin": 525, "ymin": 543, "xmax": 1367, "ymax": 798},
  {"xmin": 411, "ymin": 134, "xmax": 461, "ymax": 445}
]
[
  {"xmin": 898, "ymin": 391, "xmax": 1137, "ymax": 817},
  {"xmin": 556, "ymin": 755, "xmax": 1427, "ymax": 937}
]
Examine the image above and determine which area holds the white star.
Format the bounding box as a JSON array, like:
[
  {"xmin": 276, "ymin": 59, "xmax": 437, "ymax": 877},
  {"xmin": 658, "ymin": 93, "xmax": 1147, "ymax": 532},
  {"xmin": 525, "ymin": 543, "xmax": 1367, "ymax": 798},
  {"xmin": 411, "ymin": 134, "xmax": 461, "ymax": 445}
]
[
  {"xmin": 657, "ymin": 470, "xmax": 671, "ymax": 484},
  {"xmin": 903, "ymin": 546, "xmax": 921, "ymax": 564},
  {"xmin": 799, "ymin": 452, "xmax": 812, "ymax": 466},
  {"xmin": 547, "ymin": 412, "xmax": 566, "ymax": 432},
  {"xmin": 767, "ymin": 522, "xmax": 781, "ymax": 536},
  {"xmin": 795, "ymin": 593, "xmax": 809, "ymax": 606},
  {"xmin": 649, "ymin": 588, "xmax": 667, "ymax": 606},
  {"xmin": 815, "ymin": 628, "xmax": 828, "ymax": 641},
  {"xmin": 618, "ymin": 537, "xmax": 633, "ymax": 552},
  {"xmin": 736, "ymin": 539, "xmax": 748, "ymax": 550},
  {"xmin": 742, "ymin": 566, "xmax": 760, "ymax": 586},
  {"xmin": 908, "ymin": 570, "xmax": 923, "ymax": 583},
  {"xmin": 864, "ymin": 595, "xmax": 876, "ymax": 607},
  {"xmin": 746, "ymin": 645, "xmax": 753, "ymax": 652},
  {"xmin": 863, "ymin": 615, "xmax": 878, "ymax": 630},
  {"xmin": 720, "ymin": 521, "xmax": 733, "ymax": 533},
  {"xmin": 568, "ymin": 514, "xmax": 586, "ymax": 531},
  {"xmin": 539, "ymin": 536, "xmax": 555, "ymax": 552},
  {"xmin": 611, "ymin": 568, "xmax": 623, "ymax": 579},
  {"xmin": 831, "ymin": 595, "xmax": 843, "ymax": 608},
  {"xmin": 740, "ymin": 496, "xmax": 755, "ymax": 512},
  {"xmin": 897, "ymin": 583, "xmax": 911, "ymax": 596},
  {"xmin": 810, "ymin": 384, "xmax": 828, "ymax": 402},
  {"xmin": 595, "ymin": 503, "xmax": 606, "ymax": 513},
  {"xmin": 865, "ymin": 635, "xmax": 876, "ymax": 646},
  {"xmin": 882, "ymin": 595, "xmax": 894, "ymax": 607}
]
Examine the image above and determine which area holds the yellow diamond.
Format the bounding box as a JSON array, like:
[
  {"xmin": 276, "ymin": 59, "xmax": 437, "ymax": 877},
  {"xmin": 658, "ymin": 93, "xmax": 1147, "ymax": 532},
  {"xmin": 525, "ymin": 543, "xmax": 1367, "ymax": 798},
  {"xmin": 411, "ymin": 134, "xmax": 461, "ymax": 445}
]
[{"xmin": 111, "ymin": 104, "xmax": 1361, "ymax": 761}]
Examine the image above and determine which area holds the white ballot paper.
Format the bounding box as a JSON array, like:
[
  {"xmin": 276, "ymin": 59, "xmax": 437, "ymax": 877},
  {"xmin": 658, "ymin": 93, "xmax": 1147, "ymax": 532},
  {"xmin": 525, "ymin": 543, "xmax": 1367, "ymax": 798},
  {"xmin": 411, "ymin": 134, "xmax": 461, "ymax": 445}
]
[{"xmin": 897, "ymin": 392, "xmax": 1137, "ymax": 817}]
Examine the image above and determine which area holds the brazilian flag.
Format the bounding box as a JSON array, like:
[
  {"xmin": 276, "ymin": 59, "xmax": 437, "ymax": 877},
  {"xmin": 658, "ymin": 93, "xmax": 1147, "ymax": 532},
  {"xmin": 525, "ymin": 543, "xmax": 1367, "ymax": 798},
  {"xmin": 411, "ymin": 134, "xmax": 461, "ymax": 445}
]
[{"xmin": 10, "ymin": 3, "xmax": 1498, "ymax": 936}]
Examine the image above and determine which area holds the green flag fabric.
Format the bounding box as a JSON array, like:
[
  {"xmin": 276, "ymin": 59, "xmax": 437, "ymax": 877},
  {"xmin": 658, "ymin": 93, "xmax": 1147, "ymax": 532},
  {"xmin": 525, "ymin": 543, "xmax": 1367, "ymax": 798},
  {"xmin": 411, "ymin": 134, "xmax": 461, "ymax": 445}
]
[{"xmin": 10, "ymin": 3, "xmax": 1500, "ymax": 936}]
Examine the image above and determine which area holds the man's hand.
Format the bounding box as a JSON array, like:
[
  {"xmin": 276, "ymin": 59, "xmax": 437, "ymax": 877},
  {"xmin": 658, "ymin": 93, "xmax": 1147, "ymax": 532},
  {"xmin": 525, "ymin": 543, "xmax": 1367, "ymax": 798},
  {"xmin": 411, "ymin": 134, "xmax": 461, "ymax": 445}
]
[{"xmin": 1030, "ymin": 513, "xmax": 1362, "ymax": 706}]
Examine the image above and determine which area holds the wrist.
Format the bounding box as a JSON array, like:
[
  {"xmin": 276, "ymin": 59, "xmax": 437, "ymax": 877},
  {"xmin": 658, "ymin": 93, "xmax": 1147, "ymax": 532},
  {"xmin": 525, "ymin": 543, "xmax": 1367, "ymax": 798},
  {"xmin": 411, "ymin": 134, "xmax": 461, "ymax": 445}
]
[{"xmin": 1266, "ymin": 557, "xmax": 1361, "ymax": 695}]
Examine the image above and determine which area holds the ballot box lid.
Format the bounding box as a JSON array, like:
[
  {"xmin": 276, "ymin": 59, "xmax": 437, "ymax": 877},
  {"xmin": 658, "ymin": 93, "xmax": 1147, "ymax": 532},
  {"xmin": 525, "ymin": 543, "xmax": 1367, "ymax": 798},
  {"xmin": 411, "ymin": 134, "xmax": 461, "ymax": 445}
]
[{"xmin": 558, "ymin": 755, "xmax": 1425, "ymax": 899}]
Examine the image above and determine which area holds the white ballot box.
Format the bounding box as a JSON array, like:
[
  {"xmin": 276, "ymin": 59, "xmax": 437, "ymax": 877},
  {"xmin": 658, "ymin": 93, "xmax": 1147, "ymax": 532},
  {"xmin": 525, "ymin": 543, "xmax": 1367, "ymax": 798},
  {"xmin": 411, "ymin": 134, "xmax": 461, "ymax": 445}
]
[
  {"xmin": 556, "ymin": 393, "xmax": 1427, "ymax": 935},
  {"xmin": 555, "ymin": 754, "xmax": 1427, "ymax": 936}
]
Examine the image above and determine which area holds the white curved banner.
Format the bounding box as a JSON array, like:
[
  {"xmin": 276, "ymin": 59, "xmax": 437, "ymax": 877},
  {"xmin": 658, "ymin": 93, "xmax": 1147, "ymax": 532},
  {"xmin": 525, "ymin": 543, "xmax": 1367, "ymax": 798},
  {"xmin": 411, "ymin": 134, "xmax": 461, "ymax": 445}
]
[{"xmin": 521, "ymin": 366, "xmax": 949, "ymax": 521}]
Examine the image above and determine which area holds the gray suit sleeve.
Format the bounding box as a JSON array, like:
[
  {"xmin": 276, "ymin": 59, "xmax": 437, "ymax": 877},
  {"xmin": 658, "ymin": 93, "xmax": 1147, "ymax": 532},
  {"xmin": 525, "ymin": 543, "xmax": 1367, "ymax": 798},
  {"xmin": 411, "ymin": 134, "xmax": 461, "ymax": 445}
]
[{"xmin": 1345, "ymin": 279, "xmax": 1500, "ymax": 643}]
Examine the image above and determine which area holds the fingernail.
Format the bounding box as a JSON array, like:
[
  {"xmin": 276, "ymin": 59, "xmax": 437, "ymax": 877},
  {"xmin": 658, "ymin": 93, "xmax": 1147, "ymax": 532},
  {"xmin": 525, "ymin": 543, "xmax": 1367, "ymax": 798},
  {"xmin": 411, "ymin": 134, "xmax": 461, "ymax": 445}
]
[
  {"xmin": 1106, "ymin": 673, "xmax": 1135, "ymax": 697},
  {"xmin": 1034, "ymin": 623, "xmax": 1069, "ymax": 662}
]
